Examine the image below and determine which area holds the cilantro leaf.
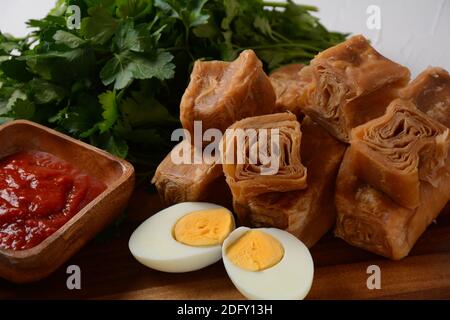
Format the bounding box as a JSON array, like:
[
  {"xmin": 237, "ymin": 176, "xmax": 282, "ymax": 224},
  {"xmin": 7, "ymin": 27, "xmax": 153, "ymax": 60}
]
[
  {"xmin": 121, "ymin": 92, "xmax": 177, "ymax": 127},
  {"xmin": 100, "ymin": 50, "xmax": 174, "ymax": 89},
  {"xmin": 29, "ymin": 80, "xmax": 66, "ymax": 105},
  {"xmin": 98, "ymin": 90, "xmax": 119, "ymax": 133},
  {"xmin": 116, "ymin": 0, "xmax": 153, "ymax": 18},
  {"xmin": 8, "ymin": 98, "xmax": 35, "ymax": 120},
  {"xmin": 50, "ymin": 93, "xmax": 102, "ymax": 136},
  {"xmin": 5, "ymin": 89, "xmax": 27, "ymax": 111},
  {"xmin": 53, "ymin": 31, "xmax": 86, "ymax": 49},
  {"xmin": 156, "ymin": 0, "xmax": 209, "ymax": 29},
  {"xmin": 81, "ymin": 6, "xmax": 118, "ymax": 44},
  {"xmin": 100, "ymin": 52, "xmax": 134, "ymax": 89},
  {"xmin": 105, "ymin": 135, "xmax": 129, "ymax": 158},
  {"xmin": 90, "ymin": 131, "xmax": 129, "ymax": 159},
  {"xmin": 131, "ymin": 51, "xmax": 174, "ymax": 80},
  {"xmin": 0, "ymin": 58, "xmax": 33, "ymax": 82},
  {"xmin": 113, "ymin": 20, "xmax": 141, "ymax": 52},
  {"xmin": 221, "ymin": 0, "xmax": 240, "ymax": 30}
]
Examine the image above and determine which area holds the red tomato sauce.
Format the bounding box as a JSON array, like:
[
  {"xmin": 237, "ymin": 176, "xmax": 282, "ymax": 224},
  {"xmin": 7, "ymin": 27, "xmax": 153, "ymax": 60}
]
[{"xmin": 0, "ymin": 150, "xmax": 106, "ymax": 250}]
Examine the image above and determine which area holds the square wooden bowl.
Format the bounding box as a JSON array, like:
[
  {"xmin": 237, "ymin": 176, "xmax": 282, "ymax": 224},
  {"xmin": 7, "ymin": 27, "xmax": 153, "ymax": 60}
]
[{"xmin": 0, "ymin": 120, "xmax": 135, "ymax": 283}]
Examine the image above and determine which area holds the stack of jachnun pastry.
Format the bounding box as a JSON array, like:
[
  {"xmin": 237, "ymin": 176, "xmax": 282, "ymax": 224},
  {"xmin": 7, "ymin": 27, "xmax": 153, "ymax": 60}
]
[
  {"xmin": 153, "ymin": 49, "xmax": 345, "ymax": 248},
  {"xmin": 179, "ymin": 49, "xmax": 276, "ymax": 136},
  {"xmin": 153, "ymin": 49, "xmax": 275, "ymax": 207},
  {"xmin": 153, "ymin": 34, "xmax": 450, "ymax": 259},
  {"xmin": 335, "ymin": 100, "xmax": 450, "ymax": 260},
  {"xmin": 229, "ymin": 115, "xmax": 345, "ymax": 247},
  {"xmin": 335, "ymin": 66, "xmax": 450, "ymax": 259},
  {"xmin": 298, "ymin": 35, "xmax": 411, "ymax": 142}
]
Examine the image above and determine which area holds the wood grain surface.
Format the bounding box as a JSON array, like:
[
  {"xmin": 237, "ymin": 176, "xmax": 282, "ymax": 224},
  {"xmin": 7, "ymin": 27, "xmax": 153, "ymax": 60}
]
[{"xmin": 1, "ymin": 187, "xmax": 450, "ymax": 300}]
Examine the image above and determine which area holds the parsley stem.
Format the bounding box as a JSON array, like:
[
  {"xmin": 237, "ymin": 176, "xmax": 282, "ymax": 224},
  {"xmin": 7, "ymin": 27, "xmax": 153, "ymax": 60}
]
[
  {"xmin": 184, "ymin": 25, "xmax": 195, "ymax": 61},
  {"xmin": 272, "ymin": 30, "xmax": 293, "ymax": 44},
  {"xmin": 263, "ymin": 1, "xmax": 318, "ymax": 12},
  {"xmin": 238, "ymin": 42, "xmax": 322, "ymax": 52}
]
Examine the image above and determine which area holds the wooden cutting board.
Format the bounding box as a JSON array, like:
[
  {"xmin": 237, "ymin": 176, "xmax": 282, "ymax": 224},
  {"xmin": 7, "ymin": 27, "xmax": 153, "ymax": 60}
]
[{"xmin": 1, "ymin": 187, "xmax": 450, "ymax": 300}]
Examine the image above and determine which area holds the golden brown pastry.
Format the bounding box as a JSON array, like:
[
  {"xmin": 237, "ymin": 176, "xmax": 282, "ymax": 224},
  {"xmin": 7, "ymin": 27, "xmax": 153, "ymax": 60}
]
[
  {"xmin": 180, "ymin": 50, "xmax": 276, "ymax": 137},
  {"xmin": 401, "ymin": 67, "xmax": 450, "ymax": 128},
  {"xmin": 335, "ymin": 99, "xmax": 450, "ymax": 259},
  {"xmin": 221, "ymin": 113, "xmax": 307, "ymax": 203},
  {"xmin": 269, "ymin": 64, "xmax": 305, "ymax": 116},
  {"xmin": 152, "ymin": 140, "xmax": 231, "ymax": 207},
  {"xmin": 233, "ymin": 117, "xmax": 346, "ymax": 247},
  {"xmin": 349, "ymin": 99, "xmax": 449, "ymax": 209},
  {"xmin": 298, "ymin": 35, "xmax": 410, "ymax": 142}
]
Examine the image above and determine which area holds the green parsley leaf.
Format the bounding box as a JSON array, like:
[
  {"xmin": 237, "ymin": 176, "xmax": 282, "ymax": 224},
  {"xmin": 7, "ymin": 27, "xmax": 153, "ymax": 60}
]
[
  {"xmin": 98, "ymin": 90, "xmax": 119, "ymax": 133},
  {"xmin": 105, "ymin": 134, "xmax": 129, "ymax": 158},
  {"xmin": 113, "ymin": 20, "xmax": 141, "ymax": 52},
  {"xmin": 100, "ymin": 50, "xmax": 174, "ymax": 89},
  {"xmin": 156, "ymin": 0, "xmax": 209, "ymax": 29},
  {"xmin": 8, "ymin": 98, "xmax": 35, "ymax": 120},
  {"xmin": 81, "ymin": 5, "xmax": 118, "ymax": 44},
  {"xmin": 0, "ymin": 58, "xmax": 33, "ymax": 82},
  {"xmin": 29, "ymin": 79, "xmax": 66, "ymax": 105},
  {"xmin": 53, "ymin": 31, "xmax": 86, "ymax": 49},
  {"xmin": 121, "ymin": 92, "xmax": 177, "ymax": 127},
  {"xmin": 116, "ymin": 0, "xmax": 153, "ymax": 18}
]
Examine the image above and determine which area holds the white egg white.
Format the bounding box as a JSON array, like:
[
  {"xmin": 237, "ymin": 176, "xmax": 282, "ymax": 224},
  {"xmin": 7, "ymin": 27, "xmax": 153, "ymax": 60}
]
[
  {"xmin": 129, "ymin": 202, "xmax": 235, "ymax": 273},
  {"xmin": 222, "ymin": 227, "xmax": 314, "ymax": 300}
]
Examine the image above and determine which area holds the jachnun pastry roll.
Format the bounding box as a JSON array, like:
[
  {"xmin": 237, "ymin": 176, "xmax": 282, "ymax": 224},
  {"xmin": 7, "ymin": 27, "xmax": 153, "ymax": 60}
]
[
  {"xmin": 401, "ymin": 67, "xmax": 450, "ymax": 128},
  {"xmin": 232, "ymin": 117, "xmax": 346, "ymax": 247},
  {"xmin": 298, "ymin": 35, "xmax": 410, "ymax": 142},
  {"xmin": 335, "ymin": 99, "xmax": 450, "ymax": 259},
  {"xmin": 180, "ymin": 50, "xmax": 276, "ymax": 137},
  {"xmin": 152, "ymin": 140, "xmax": 231, "ymax": 207},
  {"xmin": 221, "ymin": 113, "xmax": 307, "ymax": 203},
  {"xmin": 269, "ymin": 64, "xmax": 306, "ymax": 117},
  {"xmin": 349, "ymin": 99, "xmax": 449, "ymax": 209}
]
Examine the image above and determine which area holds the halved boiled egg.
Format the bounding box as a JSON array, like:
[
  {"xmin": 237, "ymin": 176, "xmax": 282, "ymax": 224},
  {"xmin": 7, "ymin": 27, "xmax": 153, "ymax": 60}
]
[
  {"xmin": 129, "ymin": 202, "xmax": 235, "ymax": 273},
  {"xmin": 222, "ymin": 227, "xmax": 314, "ymax": 300}
]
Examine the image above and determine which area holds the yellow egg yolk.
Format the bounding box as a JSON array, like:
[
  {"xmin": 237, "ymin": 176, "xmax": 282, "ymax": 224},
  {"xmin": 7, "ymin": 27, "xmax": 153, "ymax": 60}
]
[
  {"xmin": 226, "ymin": 230, "xmax": 284, "ymax": 271},
  {"xmin": 173, "ymin": 208, "xmax": 233, "ymax": 246}
]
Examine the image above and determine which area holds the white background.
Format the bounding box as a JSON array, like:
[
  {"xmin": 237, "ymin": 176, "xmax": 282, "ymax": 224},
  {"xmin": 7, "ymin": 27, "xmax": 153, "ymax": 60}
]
[
  {"xmin": 0, "ymin": 0, "xmax": 56, "ymax": 37},
  {"xmin": 0, "ymin": 0, "xmax": 449, "ymax": 76}
]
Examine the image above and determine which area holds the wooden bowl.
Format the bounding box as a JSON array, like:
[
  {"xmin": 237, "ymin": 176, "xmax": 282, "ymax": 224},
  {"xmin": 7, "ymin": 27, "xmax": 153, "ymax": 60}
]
[{"xmin": 0, "ymin": 120, "xmax": 135, "ymax": 283}]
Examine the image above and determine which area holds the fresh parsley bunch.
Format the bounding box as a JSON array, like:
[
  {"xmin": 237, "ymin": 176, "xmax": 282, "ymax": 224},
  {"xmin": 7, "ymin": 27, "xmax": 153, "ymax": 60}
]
[{"xmin": 0, "ymin": 0, "xmax": 346, "ymax": 177}]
